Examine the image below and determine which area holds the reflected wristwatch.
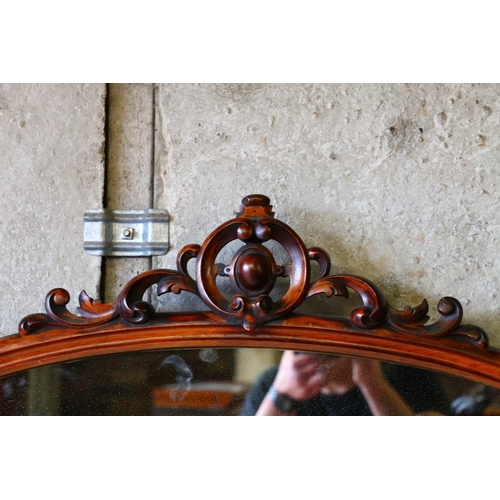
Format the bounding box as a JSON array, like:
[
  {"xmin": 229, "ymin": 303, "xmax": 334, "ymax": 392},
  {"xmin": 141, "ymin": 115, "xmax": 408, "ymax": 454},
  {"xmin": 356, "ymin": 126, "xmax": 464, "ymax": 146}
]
[{"xmin": 268, "ymin": 386, "xmax": 300, "ymax": 414}]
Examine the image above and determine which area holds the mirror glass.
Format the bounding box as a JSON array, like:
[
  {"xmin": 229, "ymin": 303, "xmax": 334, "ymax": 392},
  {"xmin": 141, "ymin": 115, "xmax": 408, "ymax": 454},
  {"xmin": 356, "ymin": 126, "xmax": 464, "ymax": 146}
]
[{"xmin": 1, "ymin": 348, "xmax": 499, "ymax": 416}]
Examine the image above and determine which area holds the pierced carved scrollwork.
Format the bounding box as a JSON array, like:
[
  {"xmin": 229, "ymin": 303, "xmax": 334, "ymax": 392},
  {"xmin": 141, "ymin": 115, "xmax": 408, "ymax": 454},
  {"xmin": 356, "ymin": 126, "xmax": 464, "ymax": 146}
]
[
  {"xmin": 195, "ymin": 195, "xmax": 310, "ymax": 330},
  {"xmin": 19, "ymin": 244, "xmax": 202, "ymax": 336},
  {"xmin": 19, "ymin": 269, "xmax": 199, "ymax": 336},
  {"xmin": 387, "ymin": 297, "xmax": 489, "ymax": 348},
  {"xmin": 18, "ymin": 194, "xmax": 490, "ymax": 349},
  {"xmin": 307, "ymin": 274, "xmax": 388, "ymax": 329}
]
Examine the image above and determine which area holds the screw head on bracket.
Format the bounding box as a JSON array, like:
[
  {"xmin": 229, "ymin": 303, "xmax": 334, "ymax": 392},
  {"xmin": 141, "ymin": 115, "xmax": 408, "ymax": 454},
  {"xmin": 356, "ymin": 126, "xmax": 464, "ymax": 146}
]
[{"xmin": 121, "ymin": 228, "xmax": 134, "ymax": 240}]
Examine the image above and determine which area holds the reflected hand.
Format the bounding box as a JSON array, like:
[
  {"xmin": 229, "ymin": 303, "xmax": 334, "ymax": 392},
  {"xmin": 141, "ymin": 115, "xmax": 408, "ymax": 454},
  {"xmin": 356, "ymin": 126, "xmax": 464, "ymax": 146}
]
[
  {"xmin": 351, "ymin": 358, "xmax": 385, "ymax": 390},
  {"xmin": 272, "ymin": 351, "xmax": 328, "ymax": 401}
]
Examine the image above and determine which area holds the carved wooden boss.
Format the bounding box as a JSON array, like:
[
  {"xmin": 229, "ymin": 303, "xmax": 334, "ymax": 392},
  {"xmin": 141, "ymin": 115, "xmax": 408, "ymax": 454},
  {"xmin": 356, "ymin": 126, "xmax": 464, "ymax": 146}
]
[{"xmin": 2, "ymin": 194, "xmax": 500, "ymax": 386}]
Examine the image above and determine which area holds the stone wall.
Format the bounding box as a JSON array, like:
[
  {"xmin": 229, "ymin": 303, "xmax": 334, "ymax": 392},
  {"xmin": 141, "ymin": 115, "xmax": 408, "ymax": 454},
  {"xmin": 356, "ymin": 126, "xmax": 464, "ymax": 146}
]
[{"xmin": 0, "ymin": 83, "xmax": 105, "ymax": 335}]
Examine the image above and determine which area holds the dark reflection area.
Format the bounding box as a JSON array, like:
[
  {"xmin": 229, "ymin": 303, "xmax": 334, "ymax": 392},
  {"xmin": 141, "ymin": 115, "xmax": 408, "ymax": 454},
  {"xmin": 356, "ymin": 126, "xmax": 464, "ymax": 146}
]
[
  {"xmin": 1, "ymin": 349, "xmax": 500, "ymax": 416},
  {"xmin": 1, "ymin": 372, "xmax": 29, "ymax": 415},
  {"xmin": 449, "ymin": 384, "xmax": 500, "ymax": 416},
  {"xmin": 0, "ymin": 349, "xmax": 238, "ymax": 416}
]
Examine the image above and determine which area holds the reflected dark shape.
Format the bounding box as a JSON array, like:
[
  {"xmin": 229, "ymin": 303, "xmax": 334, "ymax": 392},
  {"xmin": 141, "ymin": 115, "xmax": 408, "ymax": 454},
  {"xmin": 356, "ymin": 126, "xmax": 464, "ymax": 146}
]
[
  {"xmin": 0, "ymin": 348, "xmax": 499, "ymax": 416},
  {"xmin": 155, "ymin": 355, "xmax": 193, "ymax": 401},
  {"xmin": 1, "ymin": 374, "xmax": 29, "ymax": 415},
  {"xmin": 0, "ymin": 349, "xmax": 235, "ymax": 416},
  {"xmin": 451, "ymin": 384, "xmax": 500, "ymax": 415},
  {"xmin": 2, "ymin": 375, "xmax": 27, "ymax": 399},
  {"xmin": 198, "ymin": 348, "xmax": 219, "ymax": 364}
]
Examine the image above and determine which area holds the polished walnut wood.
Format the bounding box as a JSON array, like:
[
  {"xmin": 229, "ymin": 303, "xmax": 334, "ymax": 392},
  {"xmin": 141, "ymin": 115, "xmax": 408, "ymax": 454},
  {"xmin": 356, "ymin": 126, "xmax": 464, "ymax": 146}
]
[{"xmin": 1, "ymin": 194, "xmax": 500, "ymax": 388}]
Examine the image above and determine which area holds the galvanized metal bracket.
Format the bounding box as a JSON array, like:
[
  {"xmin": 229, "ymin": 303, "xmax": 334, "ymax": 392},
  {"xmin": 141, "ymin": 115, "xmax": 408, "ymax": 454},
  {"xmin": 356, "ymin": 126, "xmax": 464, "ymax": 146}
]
[{"xmin": 84, "ymin": 209, "xmax": 169, "ymax": 257}]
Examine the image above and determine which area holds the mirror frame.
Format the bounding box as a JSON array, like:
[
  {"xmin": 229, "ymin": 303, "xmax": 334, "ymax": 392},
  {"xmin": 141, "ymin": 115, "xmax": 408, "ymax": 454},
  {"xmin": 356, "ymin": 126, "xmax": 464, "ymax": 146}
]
[{"xmin": 2, "ymin": 194, "xmax": 500, "ymax": 388}]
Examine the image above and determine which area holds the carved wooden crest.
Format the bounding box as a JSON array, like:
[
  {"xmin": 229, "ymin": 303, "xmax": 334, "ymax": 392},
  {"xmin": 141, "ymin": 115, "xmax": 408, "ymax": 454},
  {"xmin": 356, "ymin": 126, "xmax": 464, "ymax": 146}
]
[{"xmin": 18, "ymin": 194, "xmax": 488, "ymax": 349}]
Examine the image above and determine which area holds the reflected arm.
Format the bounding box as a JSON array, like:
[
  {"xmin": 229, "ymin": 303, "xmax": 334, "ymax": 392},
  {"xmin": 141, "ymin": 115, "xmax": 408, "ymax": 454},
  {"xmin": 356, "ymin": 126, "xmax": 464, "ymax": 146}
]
[
  {"xmin": 256, "ymin": 392, "xmax": 297, "ymax": 416},
  {"xmin": 254, "ymin": 352, "xmax": 327, "ymax": 416},
  {"xmin": 352, "ymin": 359, "xmax": 413, "ymax": 416}
]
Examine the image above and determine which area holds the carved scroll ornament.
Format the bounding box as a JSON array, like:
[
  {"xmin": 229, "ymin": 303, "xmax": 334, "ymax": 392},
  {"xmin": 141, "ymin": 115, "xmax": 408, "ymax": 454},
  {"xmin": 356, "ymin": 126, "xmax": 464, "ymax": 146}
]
[{"xmin": 19, "ymin": 194, "xmax": 489, "ymax": 349}]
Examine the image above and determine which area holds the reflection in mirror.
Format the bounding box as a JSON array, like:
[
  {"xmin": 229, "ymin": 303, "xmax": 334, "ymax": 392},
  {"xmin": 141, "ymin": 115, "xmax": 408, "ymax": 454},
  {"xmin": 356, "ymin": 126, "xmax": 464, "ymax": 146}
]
[{"xmin": 1, "ymin": 348, "xmax": 499, "ymax": 416}]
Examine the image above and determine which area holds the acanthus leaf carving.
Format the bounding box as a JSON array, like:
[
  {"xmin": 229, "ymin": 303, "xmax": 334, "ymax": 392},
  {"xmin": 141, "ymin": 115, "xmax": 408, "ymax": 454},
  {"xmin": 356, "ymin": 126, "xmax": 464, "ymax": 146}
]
[
  {"xmin": 388, "ymin": 297, "xmax": 462, "ymax": 336},
  {"xmin": 388, "ymin": 299, "xmax": 431, "ymax": 328},
  {"xmin": 19, "ymin": 268, "xmax": 201, "ymax": 335},
  {"xmin": 307, "ymin": 247, "xmax": 331, "ymax": 278},
  {"xmin": 387, "ymin": 296, "xmax": 488, "ymax": 348},
  {"xmin": 307, "ymin": 274, "xmax": 387, "ymax": 329}
]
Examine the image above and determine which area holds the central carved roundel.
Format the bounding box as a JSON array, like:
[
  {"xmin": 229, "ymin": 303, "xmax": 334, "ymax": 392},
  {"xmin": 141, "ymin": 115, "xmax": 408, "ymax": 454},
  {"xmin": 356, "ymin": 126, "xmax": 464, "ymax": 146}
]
[{"xmin": 229, "ymin": 245, "xmax": 278, "ymax": 296}]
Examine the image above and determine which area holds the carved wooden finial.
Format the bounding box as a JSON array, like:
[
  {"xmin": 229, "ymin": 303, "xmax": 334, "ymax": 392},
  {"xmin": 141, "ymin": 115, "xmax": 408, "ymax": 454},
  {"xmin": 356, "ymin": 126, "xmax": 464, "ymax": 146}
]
[{"xmin": 237, "ymin": 194, "xmax": 274, "ymax": 218}]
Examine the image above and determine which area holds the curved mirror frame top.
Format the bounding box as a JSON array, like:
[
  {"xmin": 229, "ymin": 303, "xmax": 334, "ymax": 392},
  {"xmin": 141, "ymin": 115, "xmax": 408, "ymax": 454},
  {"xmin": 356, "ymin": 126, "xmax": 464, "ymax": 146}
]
[{"xmin": 1, "ymin": 194, "xmax": 500, "ymax": 388}]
